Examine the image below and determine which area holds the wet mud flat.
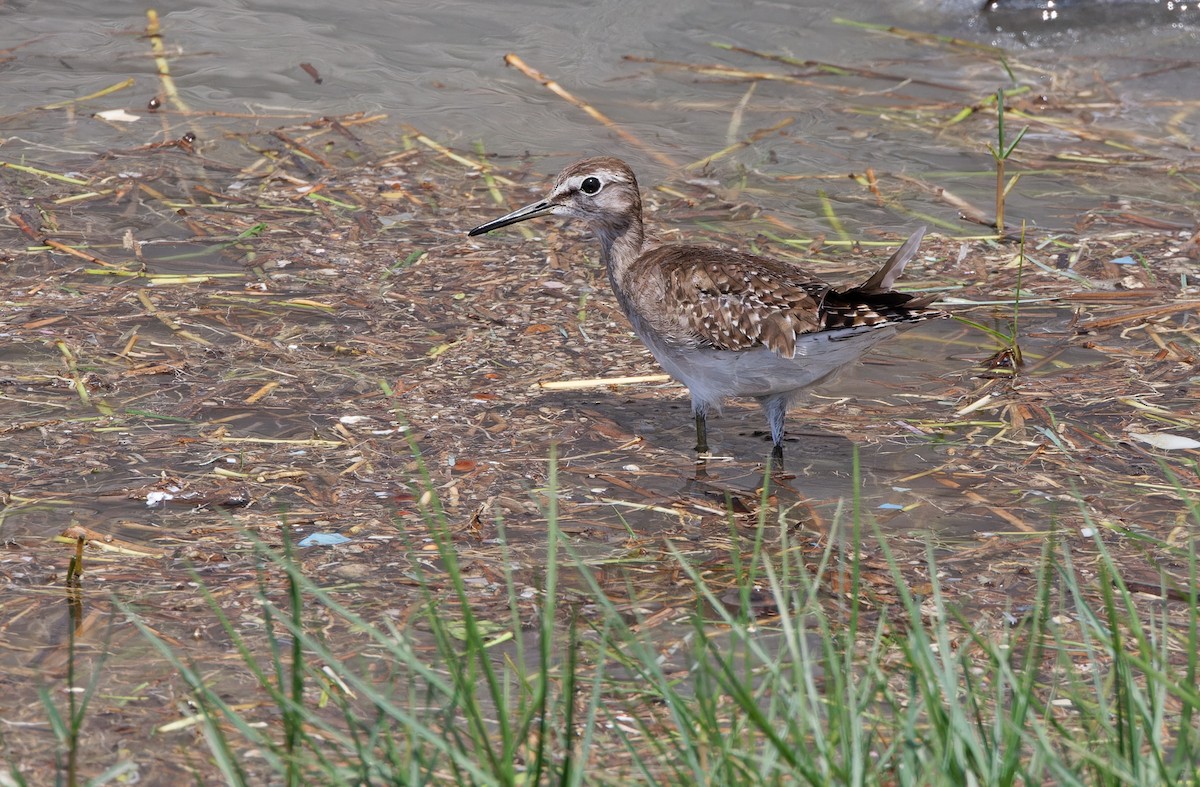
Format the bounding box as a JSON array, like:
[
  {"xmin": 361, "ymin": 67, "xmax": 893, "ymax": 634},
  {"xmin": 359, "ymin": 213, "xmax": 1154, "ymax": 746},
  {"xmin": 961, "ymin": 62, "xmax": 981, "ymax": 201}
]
[{"xmin": 1, "ymin": 19, "xmax": 1199, "ymax": 782}]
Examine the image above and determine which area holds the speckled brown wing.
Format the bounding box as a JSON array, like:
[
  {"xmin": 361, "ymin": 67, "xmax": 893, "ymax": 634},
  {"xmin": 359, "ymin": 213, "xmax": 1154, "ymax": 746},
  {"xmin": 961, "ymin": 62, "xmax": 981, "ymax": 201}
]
[{"xmin": 646, "ymin": 245, "xmax": 831, "ymax": 358}]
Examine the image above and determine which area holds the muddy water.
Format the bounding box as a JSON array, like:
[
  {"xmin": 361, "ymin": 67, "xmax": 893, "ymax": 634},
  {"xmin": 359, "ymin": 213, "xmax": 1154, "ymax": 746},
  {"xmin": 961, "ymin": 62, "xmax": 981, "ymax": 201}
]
[
  {"xmin": 3, "ymin": 0, "xmax": 1198, "ymax": 228},
  {"xmin": 3, "ymin": 7, "xmax": 1198, "ymax": 779},
  {"xmin": 0, "ymin": 3, "xmax": 1195, "ymax": 543}
]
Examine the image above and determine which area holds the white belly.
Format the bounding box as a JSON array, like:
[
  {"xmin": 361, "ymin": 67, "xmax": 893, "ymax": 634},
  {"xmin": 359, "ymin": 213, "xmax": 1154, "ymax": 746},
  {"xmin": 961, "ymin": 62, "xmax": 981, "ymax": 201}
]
[{"xmin": 636, "ymin": 323, "xmax": 903, "ymax": 411}]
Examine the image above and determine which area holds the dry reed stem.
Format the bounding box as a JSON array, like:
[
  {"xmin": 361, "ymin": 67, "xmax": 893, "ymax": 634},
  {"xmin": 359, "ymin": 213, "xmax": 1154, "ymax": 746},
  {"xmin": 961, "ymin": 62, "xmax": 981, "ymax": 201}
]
[
  {"xmin": 37, "ymin": 78, "xmax": 136, "ymax": 111},
  {"xmin": 504, "ymin": 53, "xmax": 680, "ymax": 169},
  {"xmin": 1075, "ymin": 301, "xmax": 1200, "ymax": 331},
  {"xmin": 146, "ymin": 10, "xmax": 188, "ymax": 112},
  {"xmin": 538, "ymin": 374, "xmax": 673, "ymax": 391},
  {"xmin": 685, "ymin": 117, "xmax": 795, "ymax": 171},
  {"xmin": 0, "ymin": 161, "xmax": 89, "ymax": 185}
]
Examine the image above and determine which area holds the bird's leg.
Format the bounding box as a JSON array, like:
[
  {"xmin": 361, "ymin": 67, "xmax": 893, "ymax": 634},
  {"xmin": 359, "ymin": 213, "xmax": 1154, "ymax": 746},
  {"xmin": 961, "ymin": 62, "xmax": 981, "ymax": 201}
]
[
  {"xmin": 769, "ymin": 441, "xmax": 786, "ymax": 472},
  {"xmin": 694, "ymin": 411, "xmax": 709, "ymax": 454},
  {"xmin": 758, "ymin": 394, "xmax": 790, "ymax": 464}
]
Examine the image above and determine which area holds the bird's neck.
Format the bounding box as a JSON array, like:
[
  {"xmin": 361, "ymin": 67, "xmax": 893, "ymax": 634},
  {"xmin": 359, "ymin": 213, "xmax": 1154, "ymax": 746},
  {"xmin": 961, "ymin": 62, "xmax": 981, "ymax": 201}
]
[{"xmin": 594, "ymin": 205, "xmax": 646, "ymax": 303}]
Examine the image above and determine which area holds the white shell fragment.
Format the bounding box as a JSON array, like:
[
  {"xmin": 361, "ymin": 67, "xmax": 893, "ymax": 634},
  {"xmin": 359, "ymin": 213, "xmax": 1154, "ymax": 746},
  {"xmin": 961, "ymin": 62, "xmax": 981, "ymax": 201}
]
[
  {"xmin": 95, "ymin": 109, "xmax": 141, "ymax": 122},
  {"xmin": 1128, "ymin": 432, "xmax": 1200, "ymax": 451}
]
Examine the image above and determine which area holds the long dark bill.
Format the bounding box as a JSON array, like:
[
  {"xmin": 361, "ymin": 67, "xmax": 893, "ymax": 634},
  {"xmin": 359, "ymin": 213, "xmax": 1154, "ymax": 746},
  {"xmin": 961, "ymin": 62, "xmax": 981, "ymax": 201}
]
[{"xmin": 467, "ymin": 200, "xmax": 553, "ymax": 236}]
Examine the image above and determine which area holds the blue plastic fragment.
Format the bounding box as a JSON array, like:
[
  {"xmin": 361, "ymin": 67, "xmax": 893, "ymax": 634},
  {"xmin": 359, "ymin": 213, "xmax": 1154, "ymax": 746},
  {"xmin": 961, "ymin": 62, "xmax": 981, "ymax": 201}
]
[
  {"xmin": 1110, "ymin": 256, "xmax": 1136, "ymax": 265},
  {"xmin": 878, "ymin": 503, "xmax": 905, "ymax": 510},
  {"xmin": 298, "ymin": 532, "xmax": 352, "ymax": 547}
]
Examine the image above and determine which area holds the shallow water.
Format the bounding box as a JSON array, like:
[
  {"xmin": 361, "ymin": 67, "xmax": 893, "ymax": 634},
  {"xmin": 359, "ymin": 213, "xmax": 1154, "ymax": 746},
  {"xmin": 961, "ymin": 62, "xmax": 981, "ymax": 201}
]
[
  {"xmin": 0, "ymin": 0, "xmax": 1193, "ymax": 603},
  {"xmin": 3, "ymin": 7, "xmax": 1198, "ymax": 780},
  {"xmin": 3, "ymin": 0, "xmax": 1197, "ymax": 231}
]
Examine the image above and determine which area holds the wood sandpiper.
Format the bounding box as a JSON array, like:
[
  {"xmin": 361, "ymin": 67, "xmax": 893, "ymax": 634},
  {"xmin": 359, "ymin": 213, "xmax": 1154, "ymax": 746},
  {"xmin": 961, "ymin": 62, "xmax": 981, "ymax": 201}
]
[{"xmin": 468, "ymin": 156, "xmax": 944, "ymax": 459}]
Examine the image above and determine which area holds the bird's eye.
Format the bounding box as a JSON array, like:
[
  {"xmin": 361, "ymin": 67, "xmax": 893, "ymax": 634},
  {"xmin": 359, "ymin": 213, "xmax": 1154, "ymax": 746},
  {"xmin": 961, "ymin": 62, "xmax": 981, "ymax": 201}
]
[{"xmin": 579, "ymin": 176, "xmax": 602, "ymax": 195}]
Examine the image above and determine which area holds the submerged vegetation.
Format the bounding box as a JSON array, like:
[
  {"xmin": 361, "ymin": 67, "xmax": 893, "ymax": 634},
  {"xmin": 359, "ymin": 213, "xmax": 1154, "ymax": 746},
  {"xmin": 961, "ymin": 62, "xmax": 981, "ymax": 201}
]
[{"xmin": 1, "ymin": 8, "xmax": 1198, "ymax": 785}]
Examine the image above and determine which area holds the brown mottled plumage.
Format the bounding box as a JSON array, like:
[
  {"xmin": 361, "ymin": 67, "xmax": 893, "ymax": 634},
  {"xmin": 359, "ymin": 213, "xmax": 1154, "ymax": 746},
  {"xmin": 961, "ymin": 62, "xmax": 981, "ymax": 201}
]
[{"xmin": 468, "ymin": 156, "xmax": 944, "ymax": 459}]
